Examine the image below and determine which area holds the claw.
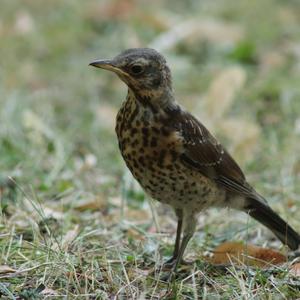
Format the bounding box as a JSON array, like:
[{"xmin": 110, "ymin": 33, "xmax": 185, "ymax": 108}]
[{"xmin": 162, "ymin": 256, "xmax": 194, "ymax": 271}]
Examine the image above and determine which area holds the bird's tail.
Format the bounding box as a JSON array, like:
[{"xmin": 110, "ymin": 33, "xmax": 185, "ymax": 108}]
[{"xmin": 244, "ymin": 197, "xmax": 300, "ymax": 250}]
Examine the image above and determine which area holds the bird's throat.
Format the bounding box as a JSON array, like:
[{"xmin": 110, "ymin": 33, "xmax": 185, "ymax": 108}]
[{"xmin": 128, "ymin": 86, "xmax": 175, "ymax": 113}]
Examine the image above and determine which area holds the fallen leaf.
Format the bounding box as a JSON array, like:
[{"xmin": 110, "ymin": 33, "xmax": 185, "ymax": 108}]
[
  {"xmin": 290, "ymin": 263, "xmax": 300, "ymax": 277},
  {"xmin": 207, "ymin": 242, "xmax": 286, "ymax": 267},
  {"xmin": 0, "ymin": 265, "xmax": 17, "ymax": 274},
  {"xmin": 74, "ymin": 196, "xmax": 107, "ymax": 212}
]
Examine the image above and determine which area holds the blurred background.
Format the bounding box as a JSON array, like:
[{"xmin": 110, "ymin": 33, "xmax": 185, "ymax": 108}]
[{"xmin": 1, "ymin": 0, "xmax": 300, "ymax": 297}]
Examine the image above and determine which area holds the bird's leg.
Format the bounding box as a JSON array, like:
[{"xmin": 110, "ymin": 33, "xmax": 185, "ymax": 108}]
[
  {"xmin": 164, "ymin": 209, "xmax": 183, "ymax": 266},
  {"xmin": 173, "ymin": 216, "xmax": 183, "ymax": 258},
  {"xmin": 172, "ymin": 214, "xmax": 197, "ymax": 273}
]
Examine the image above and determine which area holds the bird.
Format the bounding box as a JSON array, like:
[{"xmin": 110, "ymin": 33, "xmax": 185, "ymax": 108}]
[{"xmin": 90, "ymin": 48, "xmax": 300, "ymax": 272}]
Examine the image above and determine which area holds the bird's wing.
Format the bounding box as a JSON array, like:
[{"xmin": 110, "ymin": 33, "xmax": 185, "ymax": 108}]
[{"xmin": 169, "ymin": 110, "xmax": 255, "ymax": 196}]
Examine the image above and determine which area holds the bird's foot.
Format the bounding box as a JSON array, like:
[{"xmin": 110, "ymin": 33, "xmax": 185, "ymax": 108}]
[{"xmin": 162, "ymin": 256, "xmax": 193, "ymax": 270}]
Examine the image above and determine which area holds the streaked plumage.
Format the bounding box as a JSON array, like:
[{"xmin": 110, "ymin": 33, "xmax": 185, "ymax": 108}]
[{"xmin": 90, "ymin": 48, "xmax": 300, "ymax": 271}]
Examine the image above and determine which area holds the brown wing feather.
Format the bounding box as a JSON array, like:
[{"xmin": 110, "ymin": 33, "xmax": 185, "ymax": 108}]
[{"xmin": 167, "ymin": 109, "xmax": 255, "ymax": 196}]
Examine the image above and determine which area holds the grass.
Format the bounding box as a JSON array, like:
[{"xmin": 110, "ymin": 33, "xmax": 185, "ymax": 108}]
[{"xmin": 1, "ymin": 0, "xmax": 300, "ymax": 298}]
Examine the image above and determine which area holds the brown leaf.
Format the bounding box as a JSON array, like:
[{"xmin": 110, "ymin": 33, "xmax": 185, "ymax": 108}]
[
  {"xmin": 207, "ymin": 242, "xmax": 286, "ymax": 267},
  {"xmin": 74, "ymin": 196, "xmax": 106, "ymax": 212}
]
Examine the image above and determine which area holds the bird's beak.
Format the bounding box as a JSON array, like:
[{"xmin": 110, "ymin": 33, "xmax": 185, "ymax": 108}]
[
  {"xmin": 89, "ymin": 59, "xmax": 114, "ymax": 69},
  {"xmin": 89, "ymin": 59, "xmax": 126, "ymax": 75}
]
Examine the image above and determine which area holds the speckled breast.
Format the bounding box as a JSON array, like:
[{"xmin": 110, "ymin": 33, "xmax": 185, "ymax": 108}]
[{"xmin": 115, "ymin": 97, "xmax": 226, "ymax": 211}]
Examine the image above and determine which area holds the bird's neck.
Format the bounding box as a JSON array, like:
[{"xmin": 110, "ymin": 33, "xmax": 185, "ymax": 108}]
[
  {"xmin": 128, "ymin": 86, "xmax": 175, "ymax": 112},
  {"xmin": 119, "ymin": 88, "xmax": 180, "ymax": 132}
]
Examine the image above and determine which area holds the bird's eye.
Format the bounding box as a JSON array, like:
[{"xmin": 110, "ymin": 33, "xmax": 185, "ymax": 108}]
[{"xmin": 130, "ymin": 65, "xmax": 143, "ymax": 74}]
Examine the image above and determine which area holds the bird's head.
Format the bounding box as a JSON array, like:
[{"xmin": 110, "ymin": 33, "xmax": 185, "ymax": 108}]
[{"xmin": 90, "ymin": 48, "xmax": 174, "ymax": 107}]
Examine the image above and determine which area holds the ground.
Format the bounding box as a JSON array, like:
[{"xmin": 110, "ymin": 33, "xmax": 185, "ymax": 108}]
[{"xmin": 1, "ymin": 0, "xmax": 300, "ymax": 299}]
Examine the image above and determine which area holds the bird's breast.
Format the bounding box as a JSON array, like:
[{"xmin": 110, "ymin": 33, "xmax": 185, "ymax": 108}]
[
  {"xmin": 115, "ymin": 103, "xmax": 225, "ymax": 210},
  {"xmin": 116, "ymin": 102, "xmax": 180, "ymax": 177},
  {"xmin": 116, "ymin": 112, "xmax": 180, "ymax": 175}
]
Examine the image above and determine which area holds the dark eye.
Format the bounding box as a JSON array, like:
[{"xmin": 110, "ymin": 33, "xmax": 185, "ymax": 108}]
[{"xmin": 130, "ymin": 65, "xmax": 143, "ymax": 74}]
